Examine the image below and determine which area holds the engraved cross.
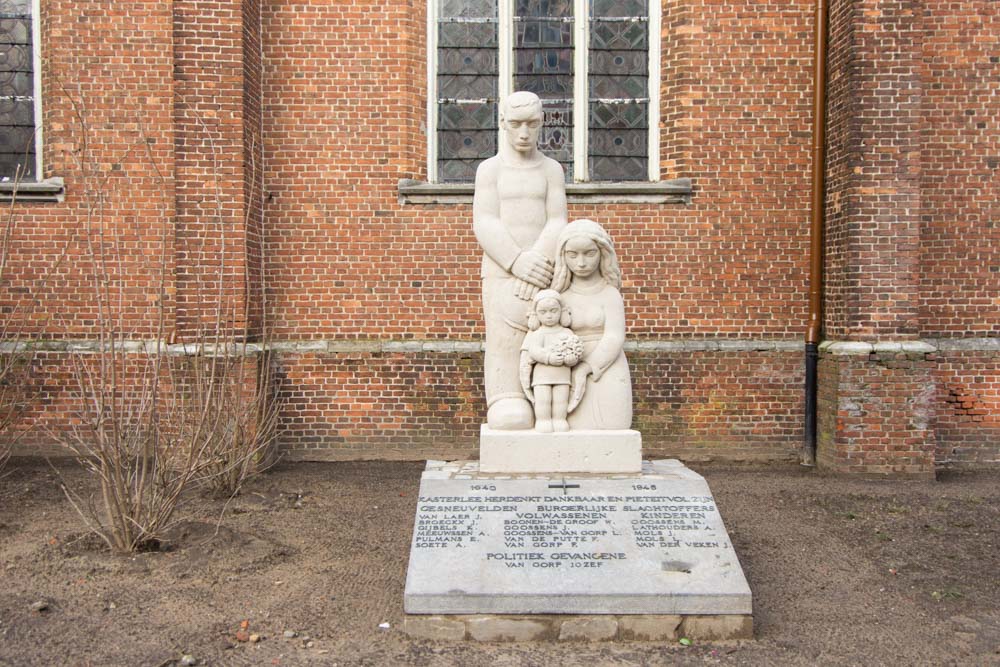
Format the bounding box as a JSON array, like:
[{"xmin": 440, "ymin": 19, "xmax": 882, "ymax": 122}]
[{"xmin": 547, "ymin": 479, "xmax": 580, "ymax": 495}]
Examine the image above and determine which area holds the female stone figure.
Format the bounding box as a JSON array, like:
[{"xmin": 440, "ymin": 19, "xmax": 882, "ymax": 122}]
[{"xmin": 552, "ymin": 219, "xmax": 633, "ymax": 430}]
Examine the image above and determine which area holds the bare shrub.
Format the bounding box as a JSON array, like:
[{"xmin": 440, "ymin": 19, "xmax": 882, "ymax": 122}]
[
  {"xmin": 188, "ymin": 347, "xmax": 280, "ymax": 499},
  {"xmin": 0, "ymin": 166, "xmax": 41, "ymax": 472},
  {"xmin": 62, "ymin": 351, "xmax": 216, "ymax": 551},
  {"xmin": 54, "ymin": 90, "xmax": 278, "ymax": 551}
]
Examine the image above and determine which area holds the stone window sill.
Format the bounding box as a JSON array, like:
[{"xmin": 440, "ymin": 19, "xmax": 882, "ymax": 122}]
[
  {"xmin": 398, "ymin": 178, "xmax": 692, "ymax": 205},
  {"xmin": 0, "ymin": 177, "xmax": 65, "ymax": 203}
]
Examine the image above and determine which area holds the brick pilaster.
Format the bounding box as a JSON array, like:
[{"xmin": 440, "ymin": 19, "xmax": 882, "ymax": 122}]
[
  {"xmin": 819, "ymin": 0, "xmax": 935, "ymax": 474},
  {"xmin": 173, "ymin": 0, "xmax": 263, "ymax": 340}
]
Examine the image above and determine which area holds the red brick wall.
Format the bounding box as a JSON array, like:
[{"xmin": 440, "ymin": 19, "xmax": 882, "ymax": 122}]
[
  {"xmin": 260, "ymin": 0, "xmax": 814, "ymax": 341},
  {"xmin": 174, "ymin": 0, "xmax": 256, "ymax": 339},
  {"xmin": 243, "ymin": 0, "xmax": 265, "ymax": 337},
  {"xmin": 4, "ymin": 1, "xmax": 176, "ymax": 338},
  {"xmin": 276, "ymin": 348, "xmax": 802, "ymax": 462},
  {"xmin": 822, "ymin": 0, "xmax": 859, "ymax": 340},
  {"xmin": 277, "ymin": 350, "xmax": 484, "ymax": 461},
  {"xmin": 919, "ymin": 1, "xmax": 999, "ymax": 337},
  {"xmin": 818, "ymin": 350, "xmax": 936, "ymax": 476},
  {"xmin": 3, "ymin": 1, "xmax": 996, "ymax": 470},
  {"xmin": 254, "ymin": 0, "xmax": 815, "ymax": 461},
  {"xmin": 824, "ymin": 0, "xmax": 923, "ymax": 341},
  {"xmin": 934, "ymin": 350, "xmax": 1000, "ymax": 466},
  {"xmin": 630, "ymin": 349, "xmax": 802, "ymax": 462},
  {"xmin": 819, "ymin": 0, "xmax": 998, "ymax": 470}
]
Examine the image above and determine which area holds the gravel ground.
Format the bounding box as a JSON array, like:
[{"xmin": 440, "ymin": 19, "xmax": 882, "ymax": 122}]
[{"xmin": 1, "ymin": 458, "xmax": 998, "ymax": 666}]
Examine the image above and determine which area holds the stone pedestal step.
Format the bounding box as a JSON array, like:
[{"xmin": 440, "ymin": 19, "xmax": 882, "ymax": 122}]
[
  {"xmin": 479, "ymin": 425, "xmax": 642, "ymax": 473},
  {"xmin": 403, "ymin": 613, "xmax": 753, "ymax": 642}
]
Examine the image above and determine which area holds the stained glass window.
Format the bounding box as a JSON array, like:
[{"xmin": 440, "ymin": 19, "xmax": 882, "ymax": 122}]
[
  {"xmin": 431, "ymin": 0, "xmax": 655, "ymax": 183},
  {"xmin": 436, "ymin": 1, "xmax": 499, "ymax": 182},
  {"xmin": 513, "ymin": 0, "xmax": 574, "ymax": 180},
  {"xmin": 589, "ymin": 1, "xmax": 648, "ymax": 181},
  {"xmin": 0, "ymin": 0, "xmax": 35, "ymax": 181}
]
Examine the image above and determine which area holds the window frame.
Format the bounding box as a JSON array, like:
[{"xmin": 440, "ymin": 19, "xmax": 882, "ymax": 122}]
[
  {"xmin": 30, "ymin": 0, "xmax": 41, "ymax": 180},
  {"xmin": 0, "ymin": 0, "xmax": 62, "ymax": 202},
  {"xmin": 426, "ymin": 0, "xmax": 661, "ymax": 184}
]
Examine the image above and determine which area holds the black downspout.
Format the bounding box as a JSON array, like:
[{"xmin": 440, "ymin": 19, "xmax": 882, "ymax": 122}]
[{"xmin": 803, "ymin": 0, "xmax": 829, "ymax": 467}]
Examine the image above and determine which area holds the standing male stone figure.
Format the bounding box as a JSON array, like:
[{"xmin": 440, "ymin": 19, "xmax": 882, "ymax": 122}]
[{"xmin": 473, "ymin": 91, "xmax": 568, "ymax": 429}]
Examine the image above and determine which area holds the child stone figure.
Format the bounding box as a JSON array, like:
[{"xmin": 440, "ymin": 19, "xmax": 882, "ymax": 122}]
[{"xmin": 520, "ymin": 290, "xmax": 584, "ymax": 433}]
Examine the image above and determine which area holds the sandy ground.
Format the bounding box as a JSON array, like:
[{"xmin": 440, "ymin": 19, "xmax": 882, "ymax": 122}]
[{"xmin": 0, "ymin": 458, "xmax": 998, "ymax": 666}]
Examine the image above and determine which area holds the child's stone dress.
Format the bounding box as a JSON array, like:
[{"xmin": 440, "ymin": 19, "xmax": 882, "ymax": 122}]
[{"xmin": 521, "ymin": 325, "xmax": 575, "ymax": 387}]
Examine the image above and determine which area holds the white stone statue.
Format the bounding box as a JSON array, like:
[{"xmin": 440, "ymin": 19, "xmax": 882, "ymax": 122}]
[
  {"xmin": 473, "ymin": 91, "xmax": 568, "ymax": 430},
  {"xmin": 552, "ymin": 219, "xmax": 633, "ymax": 430},
  {"xmin": 519, "ymin": 289, "xmax": 583, "ymax": 433}
]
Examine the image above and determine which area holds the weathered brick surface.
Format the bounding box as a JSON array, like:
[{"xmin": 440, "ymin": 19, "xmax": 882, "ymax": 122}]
[
  {"xmin": 276, "ymin": 351, "xmax": 483, "ymax": 461},
  {"xmin": 557, "ymin": 617, "xmax": 619, "ymax": 642},
  {"xmin": 466, "ymin": 616, "xmax": 551, "ymax": 642},
  {"xmin": 820, "ymin": 0, "xmax": 998, "ymax": 469},
  {"xmin": 680, "ymin": 614, "xmax": 753, "ymax": 641},
  {"xmin": 274, "ymin": 349, "xmax": 802, "ymax": 462},
  {"xmin": 174, "ymin": 0, "xmax": 261, "ymax": 339},
  {"xmin": 402, "ymin": 613, "xmax": 749, "ymax": 642},
  {"xmin": 934, "ymin": 351, "xmax": 1000, "ymax": 466},
  {"xmin": 824, "ymin": 0, "xmax": 923, "ymax": 341},
  {"xmin": 631, "ymin": 350, "xmax": 802, "ymax": 462},
  {"xmin": 6, "ymin": 349, "xmax": 268, "ymax": 456},
  {"xmin": 817, "ymin": 350, "xmax": 937, "ymax": 476},
  {"xmin": 0, "ymin": 1, "xmax": 995, "ymax": 470},
  {"xmin": 919, "ymin": 2, "xmax": 999, "ymax": 337},
  {"xmin": 5, "ymin": 1, "xmax": 176, "ymax": 338},
  {"xmin": 401, "ymin": 616, "xmax": 466, "ymax": 641},
  {"xmin": 617, "ymin": 615, "xmax": 683, "ymax": 641}
]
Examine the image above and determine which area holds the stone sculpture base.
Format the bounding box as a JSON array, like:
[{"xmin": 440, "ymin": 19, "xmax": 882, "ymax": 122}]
[
  {"xmin": 479, "ymin": 425, "xmax": 642, "ymax": 473},
  {"xmin": 404, "ymin": 613, "xmax": 753, "ymax": 642},
  {"xmin": 403, "ymin": 459, "xmax": 753, "ymax": 641}
]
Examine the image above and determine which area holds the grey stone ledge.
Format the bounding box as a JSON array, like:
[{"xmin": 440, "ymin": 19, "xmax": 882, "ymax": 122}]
[
  {"xmin": 819, "ymin": 340, "xmax": 938, "ymax": 356},
  {"xmin": 4, "ymin": 339, "xmax": 267, "ymax": 356},
  {"xmin": 399, "ymin": 178, "xmax": 692, "ymax": 205},
  {"xmin": 926, "ymin": 337, "xmax": 1000, "ymax": 352},
  {"xmin": 270, "ymin": 340, "xmax": 328, "ymax": 353},
  {"xmin": 0, "ymin": 177, "xmax": 65, "ymax": 203},
  {"xmin": 327, "ymin": 340, "xmax": 382, "ymax": 353},
  {"xmin": 12, "ymin": 337, "xmax": 991, "ymax": 357},
  {"xmin": 626, "ymin": 339, "xmax": 799, "ymax": 353},
  {"xmin": 382, "ymin": 341, "xmax": 425, "ymax": 353}
]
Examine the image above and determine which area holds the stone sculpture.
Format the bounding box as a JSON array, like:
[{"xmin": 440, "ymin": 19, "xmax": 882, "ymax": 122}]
[
  {"xmin": 552, "ymin": 219, "xmax": 633, "ymax": 430},
  {"xmin": 519, "ymin": 289, "xmax": 583, "ymax": 433},
  {"xmin": 473, "ymin": 91, "xmax": 568, "ymax": 430}
]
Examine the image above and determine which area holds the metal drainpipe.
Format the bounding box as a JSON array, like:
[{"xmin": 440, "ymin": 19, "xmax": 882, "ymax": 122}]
[{"xmin": 802, "ymin": 0, "xmax": 829, "ymax": 467}]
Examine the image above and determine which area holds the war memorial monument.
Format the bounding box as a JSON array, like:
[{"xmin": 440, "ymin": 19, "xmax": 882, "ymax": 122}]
[{"xmin": 403, "ymin": 93, "xmax": 752, "ymax": 642}]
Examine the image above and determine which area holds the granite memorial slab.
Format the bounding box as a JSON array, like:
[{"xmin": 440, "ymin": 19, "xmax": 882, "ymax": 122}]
[{"xmin": 404, "ymin": 459, "xmax": 752, "ymax": 616}]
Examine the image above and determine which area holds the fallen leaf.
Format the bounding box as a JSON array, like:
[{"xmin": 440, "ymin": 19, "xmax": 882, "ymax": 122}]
[{"xmin": 679, "ymin": 637, "xmax": 692, "ymax": 646}]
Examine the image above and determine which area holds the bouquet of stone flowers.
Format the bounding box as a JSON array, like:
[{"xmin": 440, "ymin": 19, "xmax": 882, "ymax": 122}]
[{"xmin": 552, "ymin": 333, "xmax": 584, "ymax": 367}]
